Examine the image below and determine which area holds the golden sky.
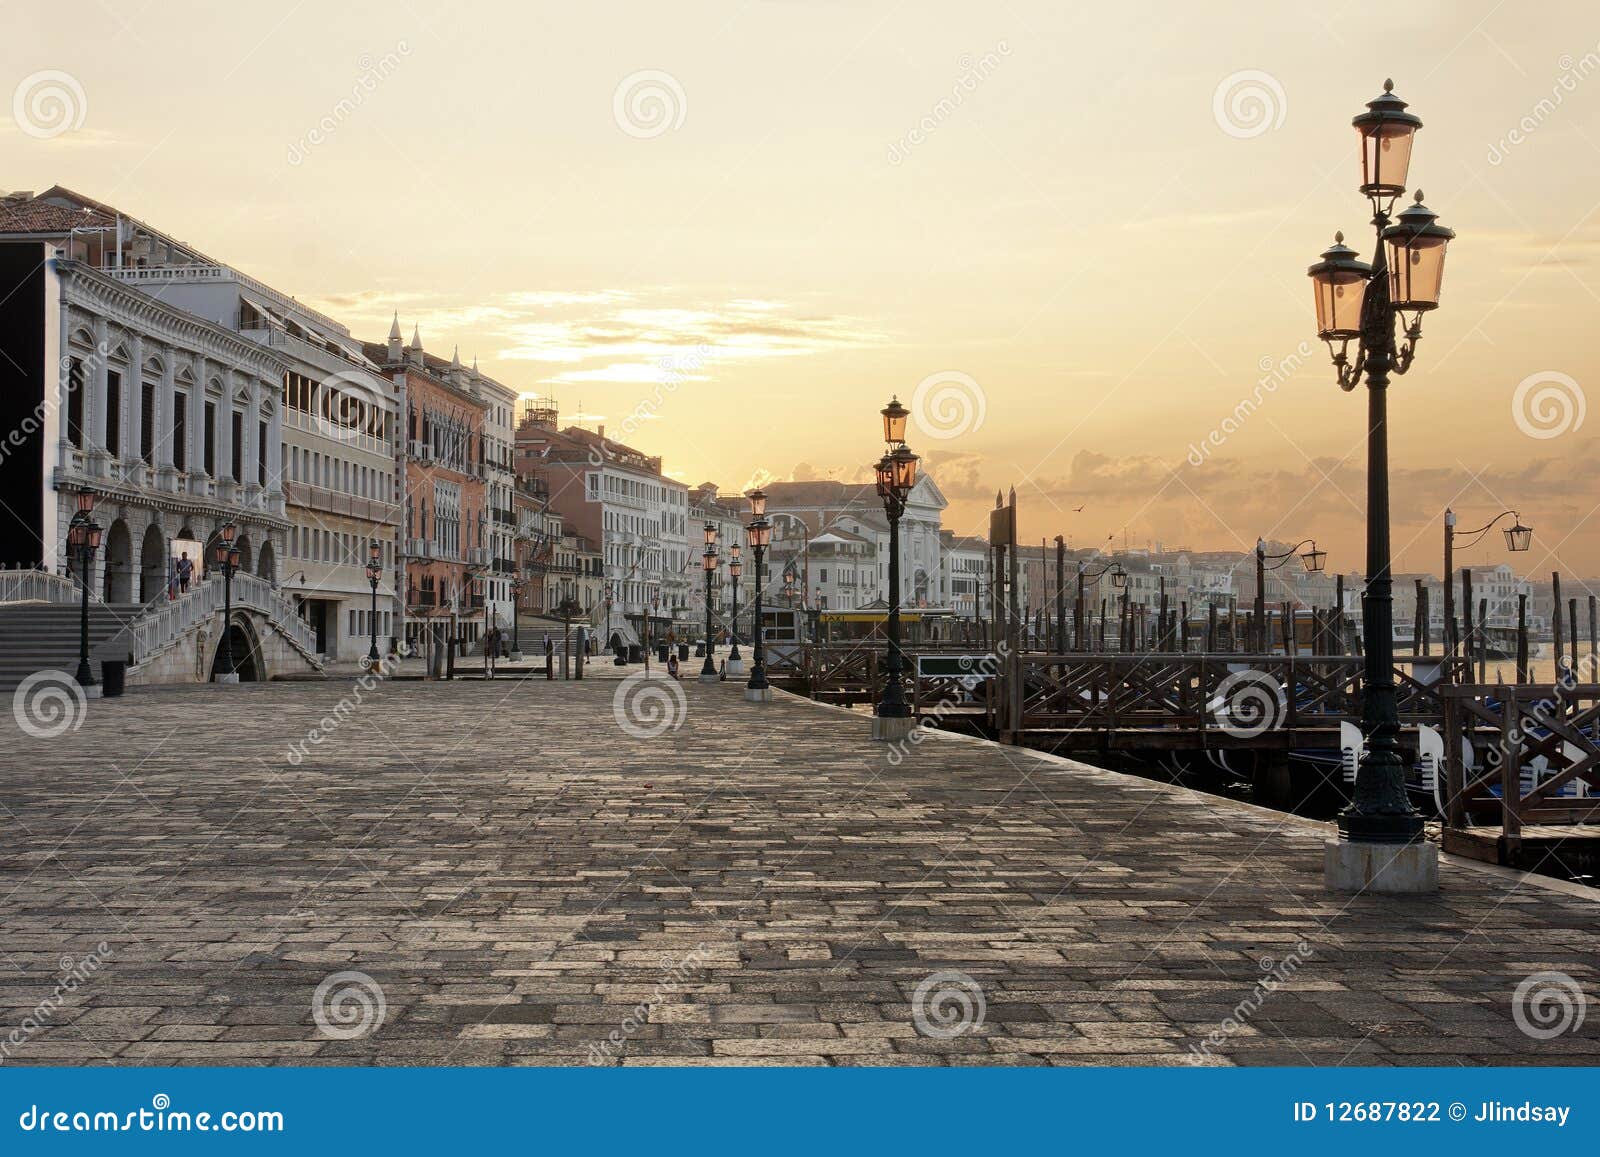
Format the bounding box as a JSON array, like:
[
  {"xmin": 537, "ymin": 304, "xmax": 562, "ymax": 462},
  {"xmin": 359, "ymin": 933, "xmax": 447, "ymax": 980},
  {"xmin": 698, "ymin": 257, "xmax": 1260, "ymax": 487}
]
[{"xmin": 6, "ymin": 0, "xmax": 1600, "ymax": 578}]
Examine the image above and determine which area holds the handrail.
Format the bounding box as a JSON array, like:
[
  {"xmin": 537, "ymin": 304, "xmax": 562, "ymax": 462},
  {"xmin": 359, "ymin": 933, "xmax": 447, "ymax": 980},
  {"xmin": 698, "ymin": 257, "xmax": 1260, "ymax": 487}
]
[
  {"xmin": 0, "ymin": 566, "xmax": 81, "ymax": 605},
  {"xmin": 96, "ymin": 571, "xmax": 321, "ymax": 668}
]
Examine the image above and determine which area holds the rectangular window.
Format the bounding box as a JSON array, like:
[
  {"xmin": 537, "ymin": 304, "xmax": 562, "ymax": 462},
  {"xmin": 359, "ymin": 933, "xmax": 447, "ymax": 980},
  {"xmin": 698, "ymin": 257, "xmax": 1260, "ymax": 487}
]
[
  {"xmin": 66, "ymin": 359, "xmax": 84, "ymax": 449},
  {"xmin": 231, "ymin": 410, "xmax": 243, "ymax": 482},
  {"xmin": 172, "ymin": 391, "xmax": 187, "ymax": 471},
  {"xmin": 140, "ymin": 382, "xmax": 155, "ymax": 463},
  {"xmin": 258, "ymin": 419, "xmax": 268, "ymax": 486},
  {"xmin": 204, "ymin": 400, "xmax": 216, "ymax": 475},
  {"xmin": 105, "ymin": 370, "xmax": 122, "ymax": 457}
]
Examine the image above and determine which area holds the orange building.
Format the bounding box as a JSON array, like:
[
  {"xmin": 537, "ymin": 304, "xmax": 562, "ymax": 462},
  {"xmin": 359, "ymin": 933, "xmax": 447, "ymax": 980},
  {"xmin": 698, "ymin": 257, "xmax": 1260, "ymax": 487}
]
[{"xmin": 366, "ymin": 321, "xmax": 489, "ymax": 670}]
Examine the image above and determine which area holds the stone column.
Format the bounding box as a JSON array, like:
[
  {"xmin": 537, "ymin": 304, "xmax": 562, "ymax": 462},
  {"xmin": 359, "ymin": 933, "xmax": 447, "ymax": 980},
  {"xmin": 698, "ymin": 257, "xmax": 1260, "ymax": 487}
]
[
  {"xmin": 191, "ymin": 356, "xmax": 208, "ymax": 481},
  {"xmin": 89, "ymin": 317, "xmax": 109, "ymax": 454},
  {"xmin": 157, "ymin": 347, "xmax": 176, "ymax": 473}
]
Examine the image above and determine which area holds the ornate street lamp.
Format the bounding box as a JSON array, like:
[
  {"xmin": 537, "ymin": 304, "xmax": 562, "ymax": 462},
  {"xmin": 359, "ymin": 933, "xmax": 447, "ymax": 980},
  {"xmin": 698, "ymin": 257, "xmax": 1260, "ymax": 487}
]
[
  {"xmin": 746, "ymin": 489, "xmax": 772, "ymax": 701},
  {"xmin": 1442, "ymin": 508, "xmax": 1532, "ymax": 668},
  {"xmin": 1254, "ymin": 538, "xmax": 1328, "ymax": 651},
  {"xmin": 364, "ymin": 539, "xmax": 382, "ymax": 668},
  {"xmin": 699, "ymin": 523, "xmax": 720, "ymax": 682},
  {"xmin": 509, "ymin": 575, "xmax": 525, "ymax": 660},
  {"xmin": 213, "ymin": 520, "xmax": 242, "ymax": 683},
  {"xmin": 871, "ymin": 400, "xmax": 919, "ymax": 739},
  {"xmin": 728, "ymin": 542, "xmax": 743, "ymax": 672},
  {"xmin": 66, "ymin": 493, "xmax": 102, "ymax": 692},
  {"xmin": 1309, "ymin": 80, "xmax": 1454, "ymax": 888}
]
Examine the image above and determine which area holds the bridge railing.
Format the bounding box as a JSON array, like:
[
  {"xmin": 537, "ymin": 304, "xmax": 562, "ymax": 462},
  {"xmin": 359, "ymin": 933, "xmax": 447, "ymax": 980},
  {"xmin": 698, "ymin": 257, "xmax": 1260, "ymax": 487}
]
[
  {"xmin": 0, "ymin": 566, "xmax": 80, "ymax": 605},
  {"xmin": 1441, "ymin": 682, "xmax": 1600, "ymax": 843},
  {"xmin": 98, "ymin": 572, "xmax": 321, "ymax": 667}
]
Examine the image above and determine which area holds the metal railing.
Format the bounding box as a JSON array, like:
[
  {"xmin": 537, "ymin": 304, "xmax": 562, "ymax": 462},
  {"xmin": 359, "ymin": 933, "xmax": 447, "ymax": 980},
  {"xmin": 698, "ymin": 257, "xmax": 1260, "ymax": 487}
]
[{"xmin": 104, "ymin": 571, "xmax": 320, "ymax": 667}]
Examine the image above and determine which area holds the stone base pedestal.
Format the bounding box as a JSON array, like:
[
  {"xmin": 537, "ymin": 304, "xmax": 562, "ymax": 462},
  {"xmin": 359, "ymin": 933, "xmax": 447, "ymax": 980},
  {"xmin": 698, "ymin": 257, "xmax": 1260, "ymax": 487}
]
[
  {"xmin": 212, "ymin": 673, "xmax": 240, "ymax": 685},
  {"xmin": 727, "ymin": 659, "xmax": 746, "ymax": 678},
  {"xmin": 744, "ymin": 685, "xmax": 772, "ymax": 703},
  {"xmin": 510, "ymin": 651, "xmax": 523, "ymax": 663},
  {"xmin": 697, "ymin": 671, "xmax": 720, "ymax": 684},
  {"xmin": 79, "ymin": 683, "xmax": 103, "ymax": 700},
  {"xmin": 871, "ymin": 714, "xmax": 915, "ymax": 742},
  {"xmin": 1323, "ymin": 839, "xmax": 1438, "ymax": 894}
]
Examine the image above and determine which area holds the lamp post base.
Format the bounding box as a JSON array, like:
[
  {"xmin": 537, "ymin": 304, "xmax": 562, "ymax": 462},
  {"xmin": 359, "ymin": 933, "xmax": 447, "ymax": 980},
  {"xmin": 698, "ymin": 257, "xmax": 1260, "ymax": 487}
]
[
  {"xmin": 212, "ymin": 672, "xmax": 240, "ymax": 685},
  {"xmin": 697, "ymin": 670, "xmax": 720, "ymax": 684},
  {"xmin": 726, "ymin": 658, "xmax": 746, "ymax": 677},
  {"xmin": 871, "ymin": 714, "xmax": 916, "ymax": 742},
  {"xmin": 744, "ymin": 685, "xmax": 771, "ymax": 703},
  {"xmin": 1323, "ymin": 838, "xmax": 1438, "ymax": 894},
  {"xmin": 510, "ymin": 650, "xmax": 523, "ymax": 663},
  {"xmin": 78, "ymin": 682, "xmax": 103, "ymax": 699}
]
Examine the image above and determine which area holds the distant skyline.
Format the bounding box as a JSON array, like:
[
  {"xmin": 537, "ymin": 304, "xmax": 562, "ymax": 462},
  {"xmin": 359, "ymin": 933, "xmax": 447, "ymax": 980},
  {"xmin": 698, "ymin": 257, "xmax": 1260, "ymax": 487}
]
[{"xmin": 6, "ymin": 0, "xmax": 1600, "ymax": 579}]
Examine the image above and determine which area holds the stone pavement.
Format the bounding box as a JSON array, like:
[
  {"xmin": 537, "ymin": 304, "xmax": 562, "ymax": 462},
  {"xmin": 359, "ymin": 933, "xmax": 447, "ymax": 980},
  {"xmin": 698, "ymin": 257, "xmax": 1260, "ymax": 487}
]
[{"xmin": 0, "ymin": 672, "xmax": 1597, "ymax": 1067}]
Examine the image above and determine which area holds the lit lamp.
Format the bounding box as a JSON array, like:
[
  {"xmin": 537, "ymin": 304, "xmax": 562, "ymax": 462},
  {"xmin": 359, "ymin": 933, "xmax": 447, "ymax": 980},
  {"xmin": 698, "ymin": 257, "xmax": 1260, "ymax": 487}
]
[
  {"xmin": 699, "ymin": 524, "xmax": 719, "ymax": 682},
  {"xmin": 1311, "ymin": 78, "xmax": 1454, "ymax": 887},
  {"xmin": 871, "ymin": 400, "xmax": 920, "ymax": 739},
  {"xmin": 745, "ymin": 490, "xmax": 772, "ymax": 700},
  {"xmin": 213, "ymin": 520, "xmax": 242, "ymax": 683},
  {"xmin": 67, "ymin": 493, "xmax": 103, "ymax": 692},
  {"xmin": 728, "ymin": 542, "xmax": 744, "ymax": 672},
  {"xmin": 364, "ymin": 539, "xmax": 383, "ymax": 667}
]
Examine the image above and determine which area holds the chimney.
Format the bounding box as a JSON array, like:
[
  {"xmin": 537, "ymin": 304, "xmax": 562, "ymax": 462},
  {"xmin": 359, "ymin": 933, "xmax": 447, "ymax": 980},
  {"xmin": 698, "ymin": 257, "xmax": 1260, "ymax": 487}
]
[
  {"xmin": 407, "ymin": 325, "xmax": 424, "ymax": 368},
  {"xmin": 597, "ymin": 424, "xmax": 605, "ymax": 440},
  {"xmin": 386, "ymin": 313, "xmax": 402, "ymax": 362}
]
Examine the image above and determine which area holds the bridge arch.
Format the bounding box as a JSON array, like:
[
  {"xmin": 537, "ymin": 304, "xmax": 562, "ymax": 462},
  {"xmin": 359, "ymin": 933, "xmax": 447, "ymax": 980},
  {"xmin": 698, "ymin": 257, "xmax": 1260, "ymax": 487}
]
[
  {"xmin": 102, "ymin": 518, "xmax": 133, "ymax": 604},
  {"xmin": 209, "ymin": 612, "xmax": 265, "ymax": 682}
]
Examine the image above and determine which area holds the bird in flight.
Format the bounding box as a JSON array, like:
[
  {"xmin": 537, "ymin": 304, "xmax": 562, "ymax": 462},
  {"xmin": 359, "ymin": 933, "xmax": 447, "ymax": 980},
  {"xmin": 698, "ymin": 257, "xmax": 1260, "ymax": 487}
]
[{"xmin": 1072, "ymin": 505, "xmax": 1086, "ymax": 513}]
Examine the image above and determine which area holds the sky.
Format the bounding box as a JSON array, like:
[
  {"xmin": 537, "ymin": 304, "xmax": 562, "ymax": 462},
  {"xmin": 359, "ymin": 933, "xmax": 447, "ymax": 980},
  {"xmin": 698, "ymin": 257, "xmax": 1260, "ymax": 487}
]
[{"xmin": 5, "ymin": 0, "xmax": 1600, "ymax": 578}]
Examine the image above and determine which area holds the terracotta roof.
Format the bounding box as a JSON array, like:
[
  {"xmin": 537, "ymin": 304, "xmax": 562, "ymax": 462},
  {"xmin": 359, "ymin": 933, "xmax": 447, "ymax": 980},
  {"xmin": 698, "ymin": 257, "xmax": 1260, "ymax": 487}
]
[{"xmin": 0, "ymin": 195, "xmax": 115, "ymax": 235}]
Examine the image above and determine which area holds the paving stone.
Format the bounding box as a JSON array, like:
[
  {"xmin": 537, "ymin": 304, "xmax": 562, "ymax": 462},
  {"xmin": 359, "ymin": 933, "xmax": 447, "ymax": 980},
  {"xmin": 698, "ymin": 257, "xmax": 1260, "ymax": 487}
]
[{"xmin": 0, "ymin": 677, "xmax": 1595, "ymax": 1067}]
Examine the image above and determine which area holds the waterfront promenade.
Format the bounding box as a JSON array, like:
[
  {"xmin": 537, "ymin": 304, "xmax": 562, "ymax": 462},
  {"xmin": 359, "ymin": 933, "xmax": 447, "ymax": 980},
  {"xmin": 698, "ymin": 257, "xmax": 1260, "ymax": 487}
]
[{"xmin": 1, "ymin": 673, "xmax": 1596, "ymax": 1066}]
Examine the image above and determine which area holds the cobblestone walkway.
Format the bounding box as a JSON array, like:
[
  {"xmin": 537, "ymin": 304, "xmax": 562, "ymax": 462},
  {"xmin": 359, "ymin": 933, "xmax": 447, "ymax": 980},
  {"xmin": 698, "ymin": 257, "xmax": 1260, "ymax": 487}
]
[{"xmin": 1, "ymin": 674, "xmax": 1596, "ymax": 1066}]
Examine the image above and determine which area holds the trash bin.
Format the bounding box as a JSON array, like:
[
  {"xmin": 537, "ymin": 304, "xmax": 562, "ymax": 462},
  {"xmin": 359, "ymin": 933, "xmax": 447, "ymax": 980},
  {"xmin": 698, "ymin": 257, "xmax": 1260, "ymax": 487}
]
[
  {"xmin": 628, "ymin": 644, "xmax": 643, "ymax": 663},
  {"xmin": 694, "ymin": 642, "xmax": 705, "ymax": 657},
  {"xmin": 100, "ymin": 659, "xmax": 126, "ymax": 698},
  {"xmin": 657, "ymin": 643, "xmax": 669, "ymax": 662},
  {"xmin": 679, "ymin": 643, "xmax": 690, "ymax": 662}
]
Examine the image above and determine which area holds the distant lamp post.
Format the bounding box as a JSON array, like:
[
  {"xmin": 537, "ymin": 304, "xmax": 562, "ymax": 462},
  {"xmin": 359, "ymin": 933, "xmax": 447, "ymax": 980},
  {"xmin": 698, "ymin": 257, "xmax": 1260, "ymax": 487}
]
[
  {"xmin": 746, "ymin": 488, "xmax": 772, "ymax": 701},
  {"xmin": 1310, "ymin": 79, "xmax": 1454, "ymax": 891},
  {"xmin": 871, "ymin": 398, "xmax": 919, "ymax": 740},
  {"xmin": 1442, "ymin": 509, "xmax": 1532, "ymax": 668},
  {"xmin": 509, "ymin": 575, "xmax": 525, "ymax": 660},
  {"xmin": 699, "ymin": 522, "xmax": 719, "ymax": 682},
  {"xmin": 364, "ymin": 539, "xmax": 382, "ymax": 668},
  {"xmin": 213, "ymin": 520, "xmax": 242, "ymax": 683},
  {"xmin": 1075, "ymin": 560, "xmax": 1125, "ymax": 651},
  {"xmin": 66, "ymin": 493, "xmax": 102, "ymax": 692},
  {"xmin": 727, "ymin": 542, "xmax": 744, "ymax": 675},
  {"xmin": 1254, "ymin": 538, "xmax": 1327, "ymax": 650}
]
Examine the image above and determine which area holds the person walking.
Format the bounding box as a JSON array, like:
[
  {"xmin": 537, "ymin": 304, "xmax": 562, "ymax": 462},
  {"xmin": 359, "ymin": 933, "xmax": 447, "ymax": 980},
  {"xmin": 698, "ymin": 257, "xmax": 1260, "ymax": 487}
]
[{"xmin": 175, "ymin": 551, "xmax": 193, "ymax": 594}]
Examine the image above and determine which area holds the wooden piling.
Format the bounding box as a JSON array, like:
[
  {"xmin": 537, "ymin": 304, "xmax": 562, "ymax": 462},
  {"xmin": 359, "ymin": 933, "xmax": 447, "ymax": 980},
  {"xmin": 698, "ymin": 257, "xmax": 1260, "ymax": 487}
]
[
  {"xmin": 1516, "ymin": 593, "xmax": 1529, "ymax": 683},
  {"xmin": 1552, "ymin": 571, "xmax": 1564, "ymax": 675}
]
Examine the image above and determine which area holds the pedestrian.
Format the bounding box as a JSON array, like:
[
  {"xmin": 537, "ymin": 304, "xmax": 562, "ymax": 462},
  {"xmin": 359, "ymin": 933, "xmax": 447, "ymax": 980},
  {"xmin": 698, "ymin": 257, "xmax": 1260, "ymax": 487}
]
[
  {"xmin": 175, "ymin": 551, "xmax": 193, "ymax": 594},
  {"xmin": 666, "ymin": 652, "xmax": 680, "ymax": 680},
  {"xmin": 482, "ymin": 626, "xmax": 499, "ymax": 679}
]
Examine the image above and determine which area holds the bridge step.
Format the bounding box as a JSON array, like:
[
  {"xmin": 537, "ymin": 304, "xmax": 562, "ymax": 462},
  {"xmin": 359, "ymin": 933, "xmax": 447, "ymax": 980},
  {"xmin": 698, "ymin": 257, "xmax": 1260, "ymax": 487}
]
[{"xmin": 0, "ymin": 604, "xmax": 150, "ymax": 691}]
